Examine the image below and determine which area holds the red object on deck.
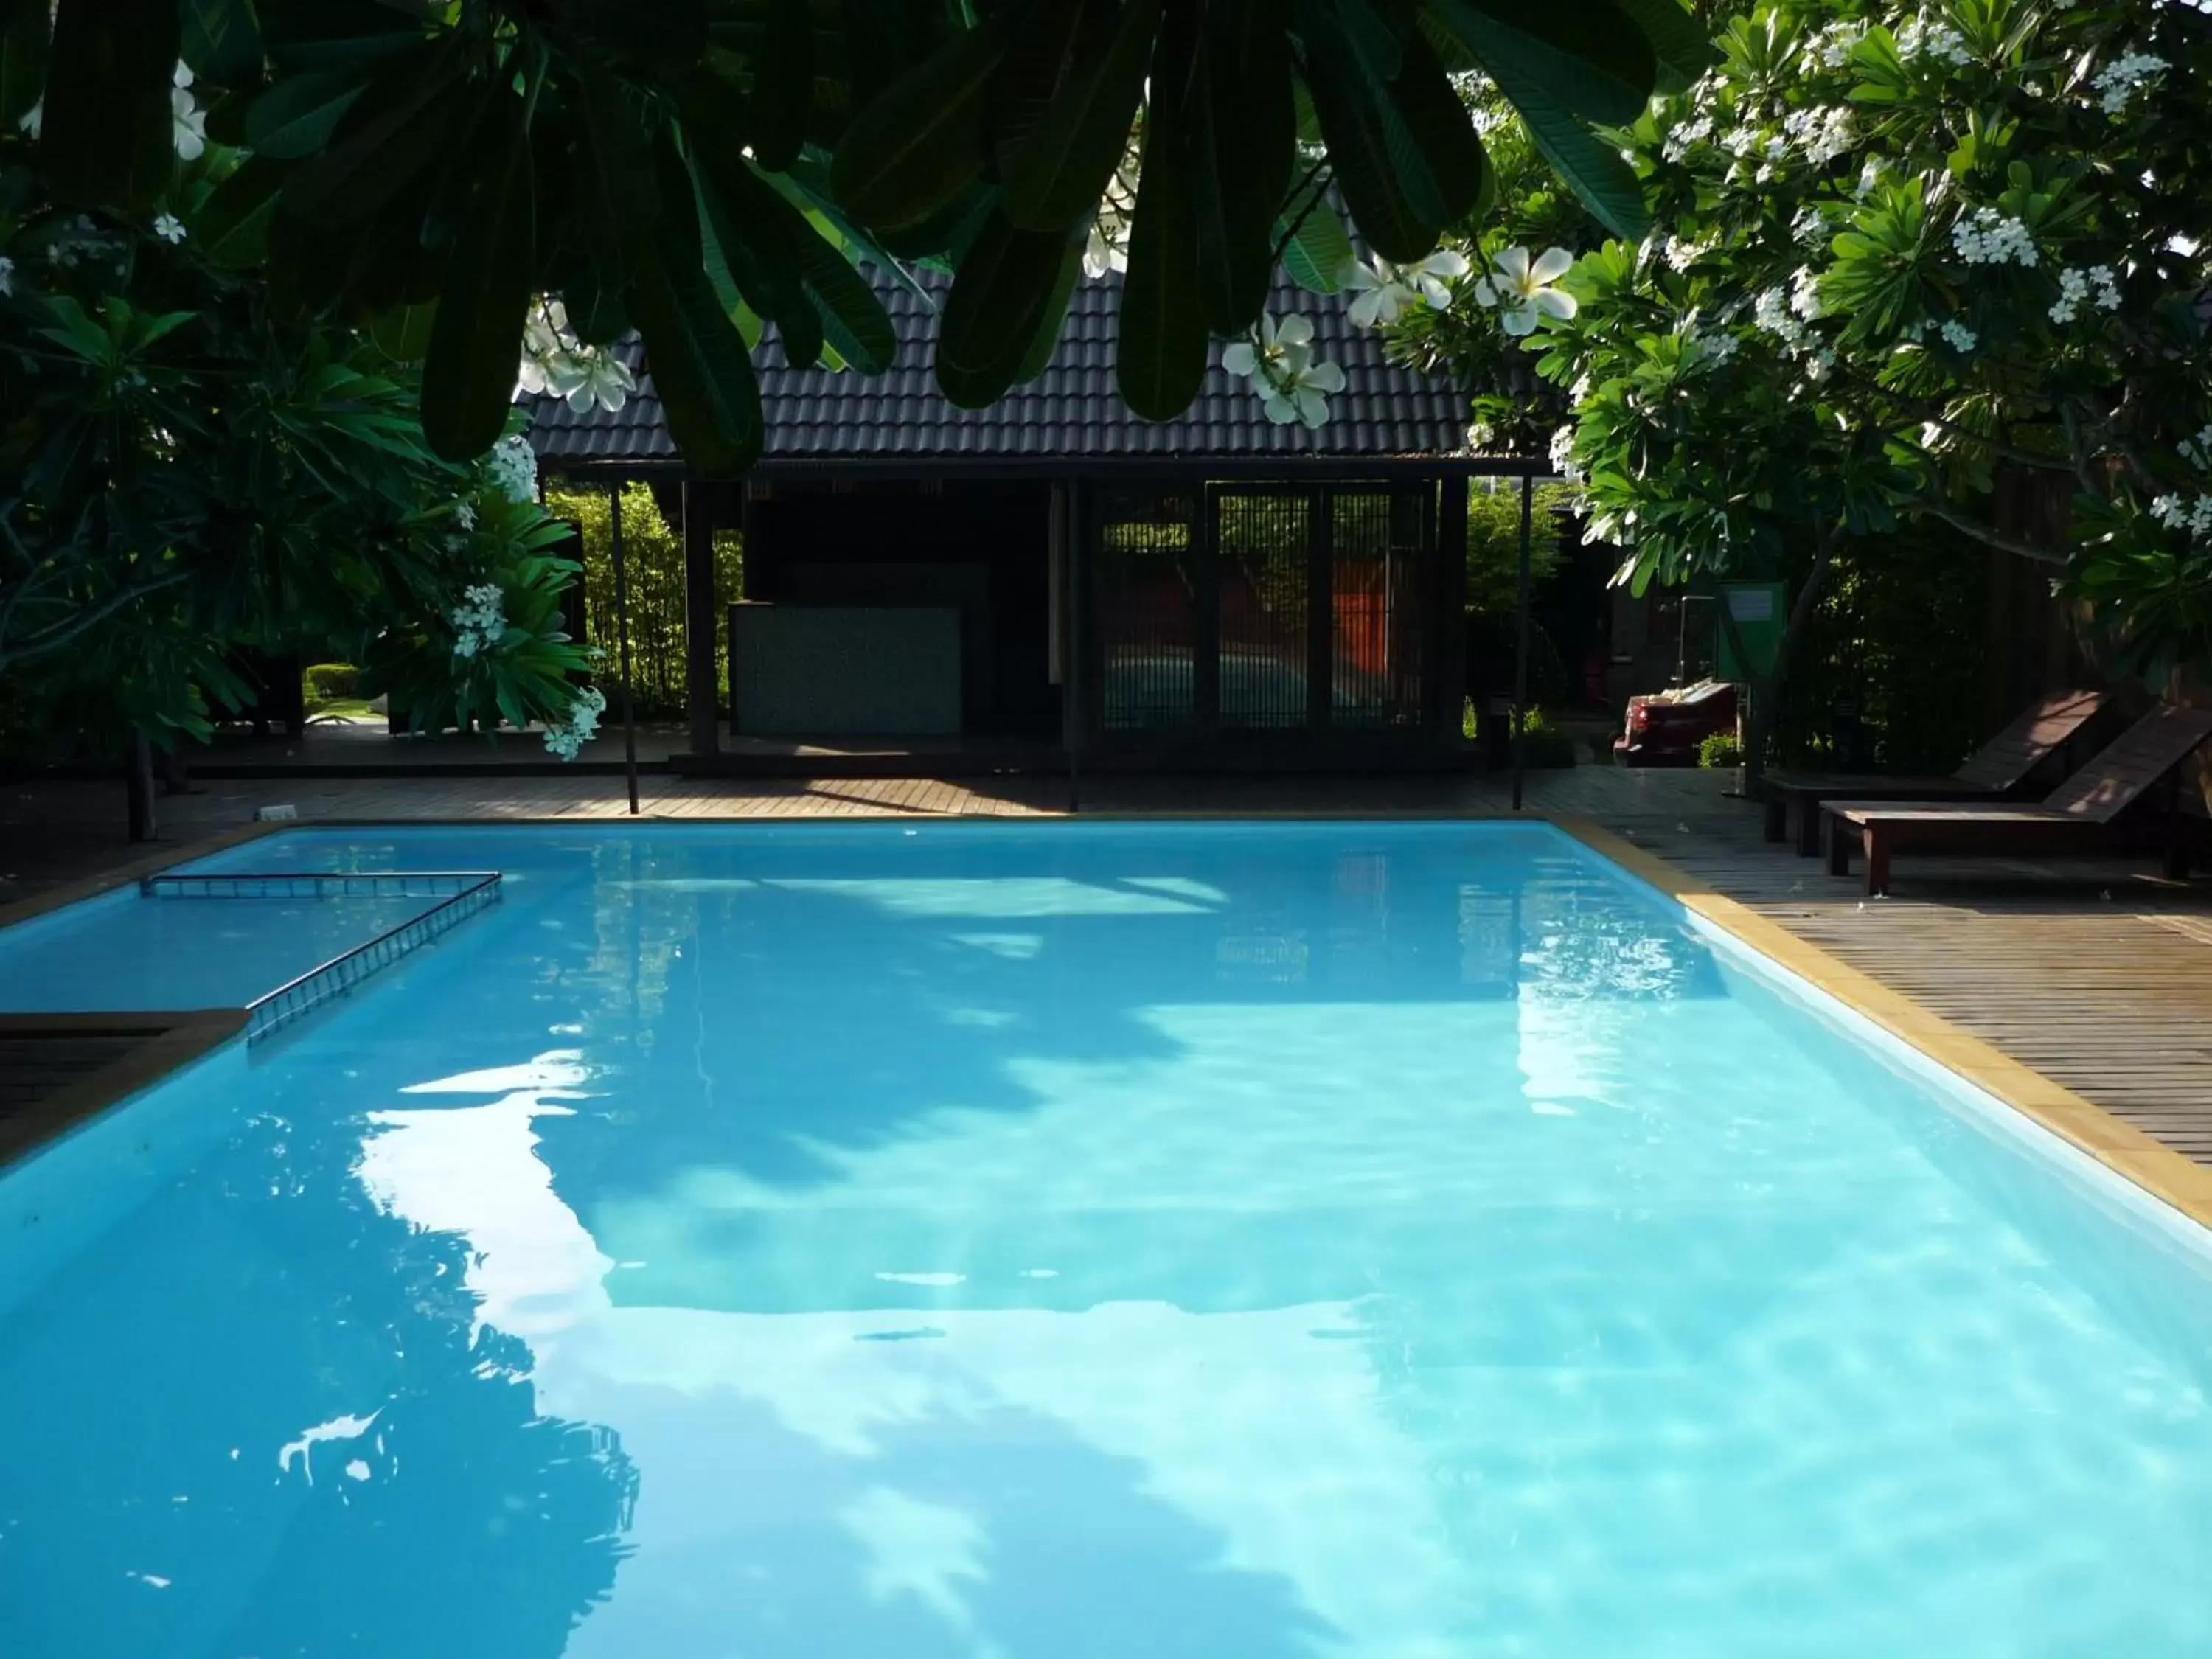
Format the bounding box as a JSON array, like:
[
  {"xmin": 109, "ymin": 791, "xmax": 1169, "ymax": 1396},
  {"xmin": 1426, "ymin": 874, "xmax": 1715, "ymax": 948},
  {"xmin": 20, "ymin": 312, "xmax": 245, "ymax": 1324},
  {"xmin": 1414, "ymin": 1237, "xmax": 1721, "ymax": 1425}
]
[{"xmin": 1613, "ymin": 680, "xmax": 1740, "ymax": 768}]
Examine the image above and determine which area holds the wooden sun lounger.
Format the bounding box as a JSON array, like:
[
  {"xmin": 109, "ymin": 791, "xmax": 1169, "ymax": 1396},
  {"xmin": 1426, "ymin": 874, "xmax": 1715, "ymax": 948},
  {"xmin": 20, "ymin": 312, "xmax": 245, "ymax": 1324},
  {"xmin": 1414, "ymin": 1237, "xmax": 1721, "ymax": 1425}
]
[
  {"xmin": 1761, "ymin": 689, "xmax": 2107, "ymax": 855},
  {"xmin": 1822, "ymin": 703, "xmax": 2212, "ymax": 895}
]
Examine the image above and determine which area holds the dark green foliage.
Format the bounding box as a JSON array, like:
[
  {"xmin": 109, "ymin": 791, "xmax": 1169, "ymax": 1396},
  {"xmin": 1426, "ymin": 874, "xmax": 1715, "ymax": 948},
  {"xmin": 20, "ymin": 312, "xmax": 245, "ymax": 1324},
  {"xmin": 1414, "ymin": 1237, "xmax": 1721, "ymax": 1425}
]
[
  {"xmin": 1777, "ymin": 527, "xmax": 1989, "ymax": 776},
  {"xmin": 13, "ymin": 0, "xmax": 1681, "ymax": 463}
]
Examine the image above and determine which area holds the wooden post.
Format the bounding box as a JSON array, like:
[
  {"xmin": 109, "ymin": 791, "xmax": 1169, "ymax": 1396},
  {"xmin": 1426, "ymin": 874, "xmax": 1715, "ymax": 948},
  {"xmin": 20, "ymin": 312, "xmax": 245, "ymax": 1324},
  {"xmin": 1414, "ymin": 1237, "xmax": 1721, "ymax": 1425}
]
[
  {"xmin": 1307, "ymin": 486, "xmax": 1333, "ymax": 733},
  {"xmin": 1435, "ymin": 472, "xmax": 1468, "ymax": 749},
  {"xmin": 126, "ymin": 732, "xmax": 157, "ymax": 843},
  {"xmin": 681, "ymin": 479, "xmax": 720, "ymax": 757},
  {"xmin": 1066, "ymin": 479, "xmax": 1087, "ymax": 811},
  {"xmin": 1512, "ymin": 472, "xmax": 1533, "ymax": 811},
  {"xmin": 611, "ymin": 484, "xmax": 641, "ymax": 816}
]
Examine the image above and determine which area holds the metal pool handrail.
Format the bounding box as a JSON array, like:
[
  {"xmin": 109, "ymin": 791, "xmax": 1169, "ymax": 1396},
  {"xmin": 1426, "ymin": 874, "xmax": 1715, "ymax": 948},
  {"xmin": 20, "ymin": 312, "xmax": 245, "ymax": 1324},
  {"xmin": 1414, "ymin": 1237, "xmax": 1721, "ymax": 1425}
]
[
  {"xmin": 141, "ymin": 871, "xmax": 497, "ymax": 901},
  {"xmin": 142, "ymin": 871, "xmax": 507, "ymax": 1044}
]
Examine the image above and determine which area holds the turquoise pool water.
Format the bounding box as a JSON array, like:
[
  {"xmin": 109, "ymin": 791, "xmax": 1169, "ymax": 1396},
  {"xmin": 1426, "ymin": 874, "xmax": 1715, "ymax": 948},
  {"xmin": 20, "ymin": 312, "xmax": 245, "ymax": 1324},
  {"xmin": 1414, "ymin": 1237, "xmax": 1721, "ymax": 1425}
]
[{"xmin": 1, "ymin": 821, "xmax": 2209, "ymax": 1658}]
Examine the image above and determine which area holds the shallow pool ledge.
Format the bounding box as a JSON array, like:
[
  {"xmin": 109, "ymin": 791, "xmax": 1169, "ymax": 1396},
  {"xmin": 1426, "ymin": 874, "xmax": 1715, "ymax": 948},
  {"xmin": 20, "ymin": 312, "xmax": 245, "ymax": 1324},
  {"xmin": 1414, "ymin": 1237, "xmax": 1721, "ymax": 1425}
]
[{"xmin": 1557, "ymin": 815, "xmax": 2212, "ymax": 1231}]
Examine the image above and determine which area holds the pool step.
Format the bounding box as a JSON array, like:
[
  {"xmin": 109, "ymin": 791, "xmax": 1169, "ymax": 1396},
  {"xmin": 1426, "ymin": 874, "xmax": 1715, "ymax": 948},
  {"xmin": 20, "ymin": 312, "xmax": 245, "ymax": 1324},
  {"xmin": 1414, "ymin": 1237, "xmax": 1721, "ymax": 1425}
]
[{"xmin": 138, "ymin": 872, "xmax": 503, "ymax": 1043}]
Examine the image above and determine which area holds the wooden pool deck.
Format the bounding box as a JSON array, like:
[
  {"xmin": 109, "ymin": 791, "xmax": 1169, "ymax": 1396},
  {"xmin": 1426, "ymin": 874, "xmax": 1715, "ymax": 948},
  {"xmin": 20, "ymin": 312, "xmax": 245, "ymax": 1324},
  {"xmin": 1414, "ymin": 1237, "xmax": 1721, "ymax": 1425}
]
[{"xmin": 4, "ymin": 765, "xmax": 2210, "ymax": 1185}]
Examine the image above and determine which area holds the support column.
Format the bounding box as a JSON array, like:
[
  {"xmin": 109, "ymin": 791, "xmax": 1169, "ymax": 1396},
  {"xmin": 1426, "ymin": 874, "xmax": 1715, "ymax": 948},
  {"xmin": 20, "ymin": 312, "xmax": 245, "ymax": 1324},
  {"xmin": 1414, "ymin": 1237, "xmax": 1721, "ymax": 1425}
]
[
  {"xmin": 1307, "ymin": 486, "xmax": 1333, "ymax": 733},
  {"xmin": 1434, "ymin": 473, "xmax": 1468, "ymax": 748},
  {"xmin": 682, "ymin": 480, "xmax": 720, "ymax": 757}
]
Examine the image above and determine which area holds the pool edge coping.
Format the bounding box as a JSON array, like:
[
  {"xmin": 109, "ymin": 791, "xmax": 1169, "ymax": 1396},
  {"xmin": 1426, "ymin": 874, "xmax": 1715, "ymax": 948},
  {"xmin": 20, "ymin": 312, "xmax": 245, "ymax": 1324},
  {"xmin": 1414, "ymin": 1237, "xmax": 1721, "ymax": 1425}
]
[{"xmin": 1554, "ymin": 814, "xmax": 2212, "ymax": 1231}]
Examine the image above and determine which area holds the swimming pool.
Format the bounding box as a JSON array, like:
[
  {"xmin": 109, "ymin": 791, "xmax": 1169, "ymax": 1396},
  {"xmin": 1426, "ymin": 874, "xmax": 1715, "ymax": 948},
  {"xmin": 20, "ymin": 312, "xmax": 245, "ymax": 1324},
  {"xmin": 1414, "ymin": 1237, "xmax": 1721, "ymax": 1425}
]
[{"xmin": 1, "ymin": 821, "xmax": 2208, "ymax": 1658}]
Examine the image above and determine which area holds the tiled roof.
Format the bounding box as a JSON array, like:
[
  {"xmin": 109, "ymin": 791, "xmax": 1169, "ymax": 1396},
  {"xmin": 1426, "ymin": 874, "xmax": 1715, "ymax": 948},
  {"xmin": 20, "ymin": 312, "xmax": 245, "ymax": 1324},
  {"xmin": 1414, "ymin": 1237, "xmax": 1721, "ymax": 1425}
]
[{"xmin": 526, "ymin": 264, "xmax": 1470, "ymax": 470}]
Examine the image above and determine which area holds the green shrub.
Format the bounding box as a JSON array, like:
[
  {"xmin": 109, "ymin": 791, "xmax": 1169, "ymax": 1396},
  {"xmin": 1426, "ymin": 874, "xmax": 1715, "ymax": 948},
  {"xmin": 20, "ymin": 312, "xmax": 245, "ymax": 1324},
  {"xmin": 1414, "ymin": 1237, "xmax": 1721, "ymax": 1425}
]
[
  {"xmin": 1698, "ymin": 731, "xmax": 1745, "ymax": 768},
  {"xmin": 303, "ymin": 662, "xmax": 362, "ymax": 703}
]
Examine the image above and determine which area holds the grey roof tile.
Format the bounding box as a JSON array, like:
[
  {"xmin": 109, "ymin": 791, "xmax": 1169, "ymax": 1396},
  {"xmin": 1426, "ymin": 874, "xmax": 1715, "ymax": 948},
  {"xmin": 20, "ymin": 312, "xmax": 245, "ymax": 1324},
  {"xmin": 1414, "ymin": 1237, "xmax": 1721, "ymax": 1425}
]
[{"xmin": 526, "ymin": 264, "xmax": 1470, "ymax": 467}]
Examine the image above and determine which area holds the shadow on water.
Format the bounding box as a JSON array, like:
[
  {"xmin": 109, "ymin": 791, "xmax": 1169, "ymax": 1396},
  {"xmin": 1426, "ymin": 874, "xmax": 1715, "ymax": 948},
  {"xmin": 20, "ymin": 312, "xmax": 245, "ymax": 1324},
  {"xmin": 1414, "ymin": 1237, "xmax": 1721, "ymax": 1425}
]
[{"xmin": 0, "ymin": 1110, "xmax": 636, "ymax": 1659}]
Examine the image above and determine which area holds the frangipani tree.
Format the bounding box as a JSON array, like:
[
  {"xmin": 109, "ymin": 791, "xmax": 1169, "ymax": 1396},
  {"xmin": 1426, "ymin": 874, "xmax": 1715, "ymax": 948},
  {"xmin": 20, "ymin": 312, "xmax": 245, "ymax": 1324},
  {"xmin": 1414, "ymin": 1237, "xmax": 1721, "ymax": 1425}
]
[
  {"xmin": 1534, "ymin": 0, "xmax": 2212, "ymax": 764},
  {"xmin": 4, "ymin": 0, "xmax": 1711, "ymax": 477}
]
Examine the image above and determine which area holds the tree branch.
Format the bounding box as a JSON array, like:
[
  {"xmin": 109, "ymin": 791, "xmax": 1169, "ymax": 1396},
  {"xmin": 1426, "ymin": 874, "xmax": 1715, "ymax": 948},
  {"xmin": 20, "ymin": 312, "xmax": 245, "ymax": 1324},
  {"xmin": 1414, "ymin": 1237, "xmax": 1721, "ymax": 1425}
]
[
  {"xmin": 0, "ymin": 568, "xmax": 195, "ymax": 675},
  {"xmin": 1916, "ymin": 498, "xmax": 2070, "ymax": 566}
]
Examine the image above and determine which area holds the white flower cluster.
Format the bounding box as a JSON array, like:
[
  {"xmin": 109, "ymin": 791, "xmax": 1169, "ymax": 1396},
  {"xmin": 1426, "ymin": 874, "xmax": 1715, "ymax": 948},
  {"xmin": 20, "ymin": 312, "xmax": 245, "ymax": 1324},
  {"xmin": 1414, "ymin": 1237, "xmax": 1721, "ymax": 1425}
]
[
  {"xmin": 2177, "ymin": 425, "xmax": 2212, "ymax": 467},
  {"xmin": 1684, "ymin": 321, "xmax": 1739, "ymax": 369},
  {"xmin": 484, "ymin": 434, "xmax": 538, "ymax": 504},
  {"xmin": 1952, "ymin": 207, "xmax": 2038, "ymax": 267},
  {"xmin": 1663, "ymin": 236, "xmax": 1712, "ymax": 272},
  {"xmin": 1753, "ymin": 285, "xmax": 1813, "ymax": 348},
  {"xmin": 1222, "ymin": 315, "xmax": 1345, "ymax": 428},
  {"xmin": 2047, "ymin": 265, "xmax": 2121, "ymax": 324},
  {"xmin": 172, "ymin": 63, "xmax": 206, "ymax": 161},
  {"xmin": 1782, "ymin": 104, "xmax": 1854, "ymax": 167},
  {"xmin": 1340, "ymin": 251, "xmax": 1467, "ymax": 327},
  {"xmin": 1799, "ymin": 21, "xmax": 1864, "ymax": 72},
  {"xmin": 1940, "ymin": 318, "xmax": 1978, "ymax": 352},
  {"xmin": 1791, "ymin": 206, "xmax": 1828, "ymax": 247},
  {"xmin": 2150, "ymin": 495, "xmax": 2212, "ymax": 538},
  {"xmin": 1548, "ymin": 425, "xmax": 1583, "ymax": 481},
  {"xmin": 516, "ymin": 299, "xmax": 636, "ymax": 414},
  {"xmin": 1895, "ymin": 15, "xmax": 1974, "ymax": 67},
  {"xmin": 1790, "ymin": 265, "xmax": 1825, "ymax": 321},
  {"xmin": 2092, "ymin": 52, "xmax": 2168, "ymax": 116},
  {"xmin": 543, "ymin": 686, "xmax": 608, "ymax": 762},
  {"xmin": 1661, "ymin": 114, "xmax": 1712, "ymax": 163},
  {"xmin": 450, "ymin": 583, "xmax": 507, "ymax": 659}
]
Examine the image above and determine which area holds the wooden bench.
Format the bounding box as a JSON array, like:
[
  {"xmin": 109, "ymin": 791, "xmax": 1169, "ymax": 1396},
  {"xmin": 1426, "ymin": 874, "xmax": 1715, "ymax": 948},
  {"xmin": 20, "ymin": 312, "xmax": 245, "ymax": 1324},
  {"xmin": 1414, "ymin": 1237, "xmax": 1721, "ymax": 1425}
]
[
  {"xmin": 1760, "ymin": 689, "xmax": 2105, "ymax": 855},
  {"xmin": 1822, "ymin": 703, "xmax": 2212, "ymax": 894}
]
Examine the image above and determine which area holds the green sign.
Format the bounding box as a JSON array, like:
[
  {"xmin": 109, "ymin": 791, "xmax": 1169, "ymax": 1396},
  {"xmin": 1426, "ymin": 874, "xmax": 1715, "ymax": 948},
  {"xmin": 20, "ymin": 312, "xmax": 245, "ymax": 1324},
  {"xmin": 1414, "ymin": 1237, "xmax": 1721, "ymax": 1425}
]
[{"xmin": 1716, "ymin": 581, "xmax": 1786, "ymax": 681}]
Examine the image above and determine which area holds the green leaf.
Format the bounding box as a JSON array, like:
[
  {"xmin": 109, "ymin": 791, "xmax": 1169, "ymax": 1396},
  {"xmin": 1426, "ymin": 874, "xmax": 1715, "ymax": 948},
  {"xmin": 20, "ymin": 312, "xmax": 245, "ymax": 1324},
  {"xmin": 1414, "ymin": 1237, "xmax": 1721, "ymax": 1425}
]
[
  {"xmin": 992, "ymin": 0, "xmax": 1085, "ymax": 175},
  {"xmin": 244, "ymin": 72, "xmax": 366, "ymax": 159},
  {"xmin": 831, "ymin": 16, "xmax": 1004, "ymax": 231},
  {"xmin": 577, "ymin": 65, "xmax": 661, "ymax": 311},
  {"xmin": 1001, "ymin": 0, "xmax": 1156, "ymax": 234},
  {"xmin": 1605, "ymin": 0, "xmax": 1712, "ymax": 94},
  {"xmin": 198, "ymin": 153, "xmax": 289, "ymax": 266},
  {"xmin": 936, "ymin": 207, "xmax": 1075, "ymax": 406},
  {"xmin": 181, "ymin": 0, "xmax": 263, "ymax": 87},
  {"xmin": 1376, "ymin": 30, "xmax": 1490, "ymax": 231},
  {"xmin": 793, "ymin": 234, "xmax": 897, "ymax": 374},
  {"xmin": 1294, "ymin": 2, "xmax": 1433, "ymax": 261},
  {"xmin": 1279, "ymin": 189, "xmax": 1356, "ymax": 293},
  {"xmin": 1423, "ymin": 0, "xmax": 1655, "ymax": 126},
  {"xmin": 1012, "ymin": 234, "xmax": 1084, "ymax": 383},
  {"xmin": 751, "ymin": 0, "xmax": 813, "ymax": 170},
  {"xmin": 628, "ymin": 150, "xmax": 765, "ymax": 476},
  {"xmin": 1116, "ymin": 97, "xmax": 1207, "ymax": 420},
  {"xmin": 261, "ymin": 0, "xmax": 421, "ymax": 74},
  {"xmin": 551, "ymin": 0, "xmax": 709, "ymax": 65},
  {"xmin": 693, "ymin": 145, "xmax": 824, "ymax": 366},
  {"xmin": 42, "ymin": 0, "xmax": 178, "ymax": 210},
  {"xmin": 1479, "ymin": 55, "xmax": 1647, "ymax": 238},
  {"xmin": 281, "ymin": 58, "xmax": 465, "ymax": 226},
  {"xmin": 369, "ymin": 299, "xmax": 437, "ymax": 362},
  {"xmin": 1186, "ymin": 9, "xmax": 1290, "ymax": 335},
  {"xmin": 0, "ymin": 0, "xmax": 51, "ymax": 127},
  {"xmin": 421, "ymin": 100, "xmax": 535, "ymax": 461}
]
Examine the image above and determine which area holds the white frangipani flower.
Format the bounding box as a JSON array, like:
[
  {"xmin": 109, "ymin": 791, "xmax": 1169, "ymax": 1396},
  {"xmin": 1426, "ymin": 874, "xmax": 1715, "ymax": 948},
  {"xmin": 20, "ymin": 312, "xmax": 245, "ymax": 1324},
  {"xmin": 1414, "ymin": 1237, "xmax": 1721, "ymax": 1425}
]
[
  {"xmin": 1222, "ymin": 313, "xmax": 1345, "ymax": 428},
  {"xmin": 1940, "ymin": 318, "xmax": 1978, "ymax": 352},
  {"xmin": 1472, "ymin": 246, "xmax": 1577, "ymax": 335},
  {"xmin": 1340, "ymin": 250, "xmax": 1468, "ymax": 328},
  {"xmin": 172, "ymin": 63, "xmax": 206, "ymax": 161},
  {"xmin": 152, "ymin": 213, "xmax": 186, "ymax": 245},
  {"xmin": 515, "ymin": 297, "xmax": 635, "ymax": 413}
]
